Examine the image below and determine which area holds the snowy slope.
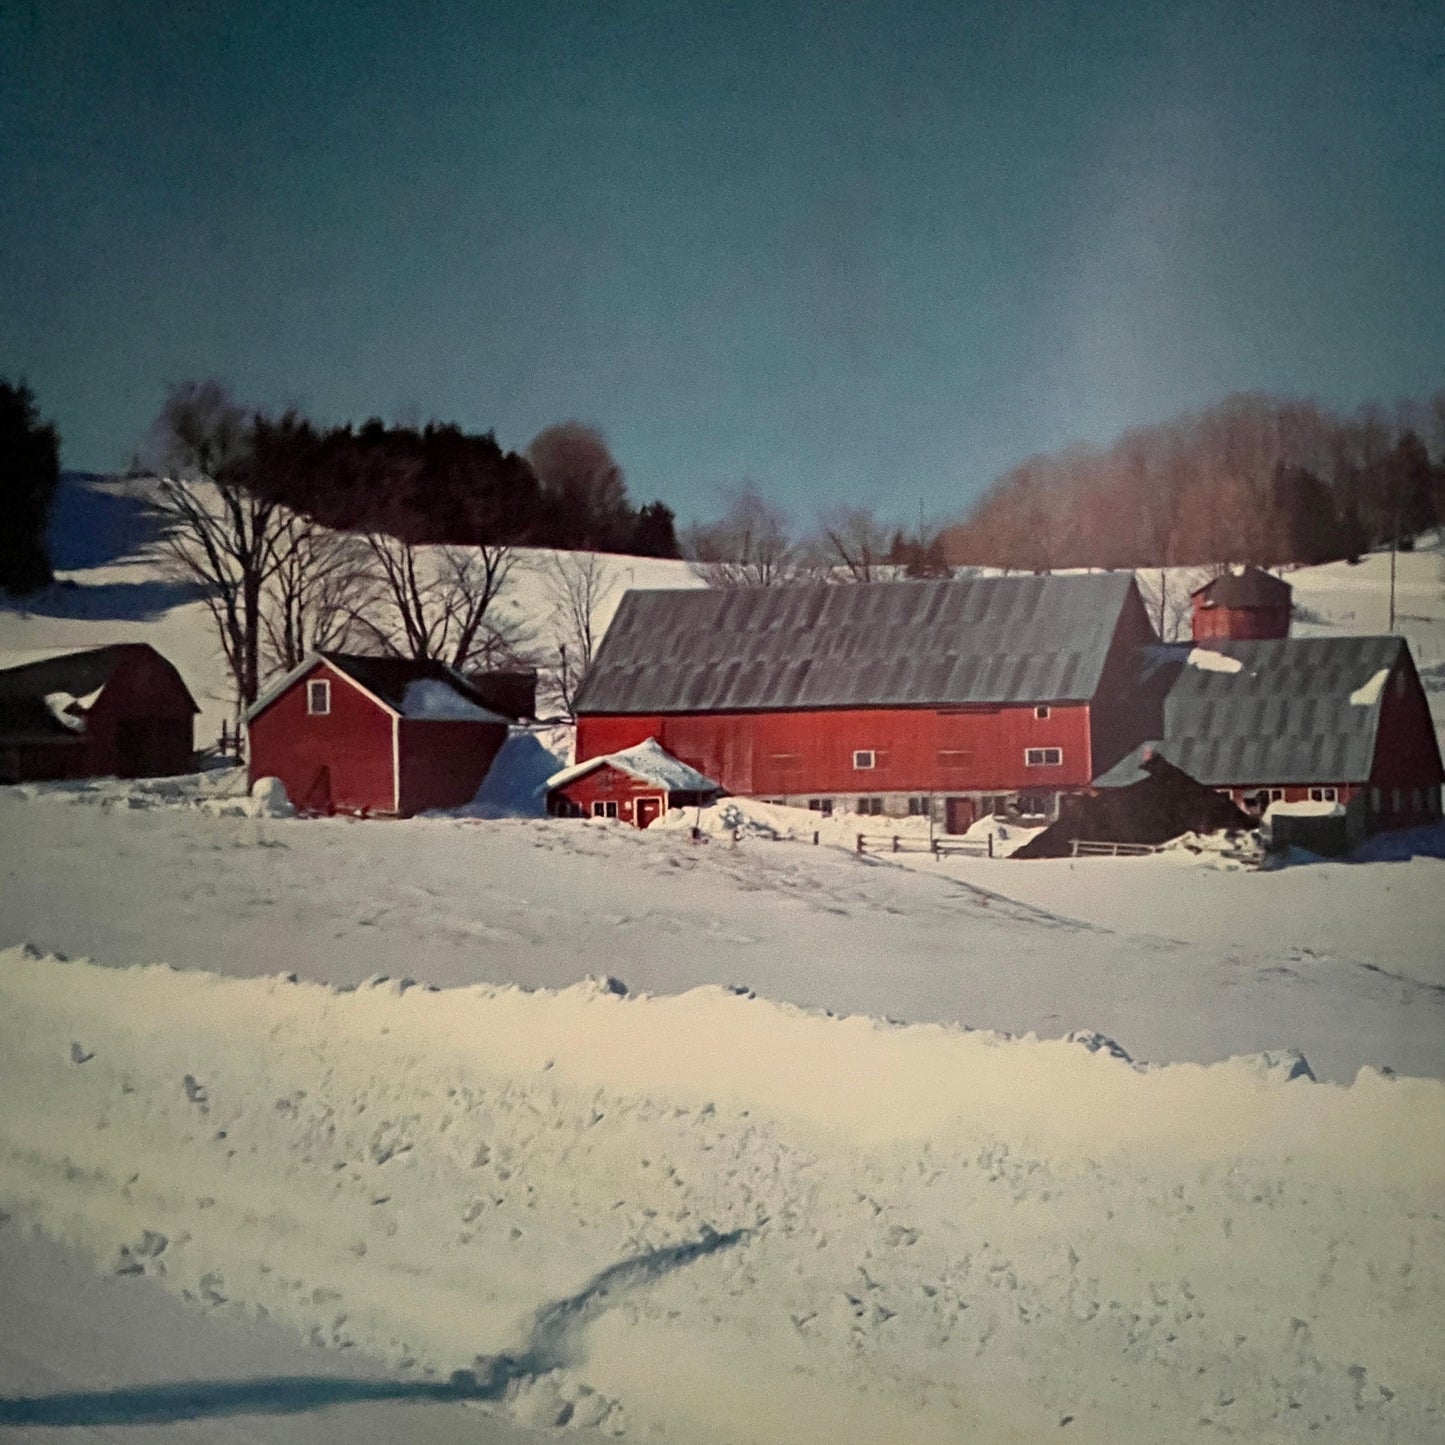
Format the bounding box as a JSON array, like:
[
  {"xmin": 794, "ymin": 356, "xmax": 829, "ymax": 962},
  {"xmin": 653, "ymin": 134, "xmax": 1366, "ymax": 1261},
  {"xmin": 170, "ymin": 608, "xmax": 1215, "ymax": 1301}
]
[{"xmin": 2, "ymin": 946, "xmax": 1441, "ymax": 1445}]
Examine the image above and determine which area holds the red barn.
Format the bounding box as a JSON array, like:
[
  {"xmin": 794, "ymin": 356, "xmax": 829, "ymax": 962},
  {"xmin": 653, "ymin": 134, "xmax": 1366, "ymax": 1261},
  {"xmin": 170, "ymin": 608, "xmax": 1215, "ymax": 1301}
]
[
  {"xmin": 545, "ymin": 737, "xmax": 722, "ymax": 827},
  {"xmin": 0, "ymin": 644, "xmax": 197, "ymax": 782},
  {"xmin": 573, "ymin": 573, "xmax": 1156, "ymax": 831},
  {"xmin": 245, "ymin": 652, "xmax": 509, "ymax": 817}
]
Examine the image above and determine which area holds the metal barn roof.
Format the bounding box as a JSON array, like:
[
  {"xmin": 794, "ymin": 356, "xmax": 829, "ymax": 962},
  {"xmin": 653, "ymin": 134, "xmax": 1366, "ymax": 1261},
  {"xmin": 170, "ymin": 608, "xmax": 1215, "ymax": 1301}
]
[
  {"xmin": 575, "ymin": 572, "xmax": 1141, "ymax": 714},
  {"xmin": 1093, "ymin": 635, "xmax": 1404, "ymax": 787}
]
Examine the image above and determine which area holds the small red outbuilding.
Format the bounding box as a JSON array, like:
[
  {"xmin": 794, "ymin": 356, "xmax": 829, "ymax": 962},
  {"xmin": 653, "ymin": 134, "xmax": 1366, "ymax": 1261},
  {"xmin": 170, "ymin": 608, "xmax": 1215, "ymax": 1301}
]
[
  {"xmin": 0, "ymin": 643, "xmax": 197, "ymax": 782},
  {"xmin": 245, "ymin": 652, "xmax": 510, "ymax": 817},
  {"xmin": 545, "ymin": 737, "xmax": 723, "ymax": 828}
]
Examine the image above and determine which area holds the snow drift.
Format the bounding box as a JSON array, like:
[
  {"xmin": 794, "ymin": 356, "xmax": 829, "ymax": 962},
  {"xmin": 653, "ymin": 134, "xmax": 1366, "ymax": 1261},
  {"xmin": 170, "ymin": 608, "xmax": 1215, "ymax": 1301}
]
[{"xmin": 1, "ymin": 946, "xmax": 1441, "ymax": 1444}]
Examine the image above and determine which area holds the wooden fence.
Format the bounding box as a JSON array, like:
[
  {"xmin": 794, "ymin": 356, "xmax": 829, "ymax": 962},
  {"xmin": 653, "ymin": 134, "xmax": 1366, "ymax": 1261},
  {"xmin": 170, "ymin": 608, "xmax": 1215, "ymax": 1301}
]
[{"xmin": 856, "ymin": 832, "xmax": 995, "ymax": 859}]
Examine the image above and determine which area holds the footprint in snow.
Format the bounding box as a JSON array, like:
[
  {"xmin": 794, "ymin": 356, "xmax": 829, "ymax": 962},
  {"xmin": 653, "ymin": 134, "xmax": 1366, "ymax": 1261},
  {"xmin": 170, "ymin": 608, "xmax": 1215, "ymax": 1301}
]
[{"xmin": 69, "ymin": 1042, "xmax": 93, "ymax": 1064}]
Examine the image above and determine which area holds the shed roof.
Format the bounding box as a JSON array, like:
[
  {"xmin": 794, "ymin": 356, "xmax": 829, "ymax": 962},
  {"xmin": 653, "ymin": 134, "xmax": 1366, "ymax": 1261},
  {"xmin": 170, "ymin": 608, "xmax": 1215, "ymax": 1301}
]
[
  {"xmin": 0, "ymin": 644, "xmax": 195, "ymax": 745},
  {"xmin": 575, "ymin": 572, "xmax": 1142, "ymax": 714},
  {"xmin": 246, "ymin": 652, "xmax": 508, "ymax": 724},
  {"xmin": 546, "ymin": 738, "xmax": 722, "ymax": 795},
  {"xmin": 1191, "ymin": 566, "xmax": 1293, "ymax": 610},
  {"xmin": 1093, "ymin": 635, "xmax": 1406, "ymax": 787}
]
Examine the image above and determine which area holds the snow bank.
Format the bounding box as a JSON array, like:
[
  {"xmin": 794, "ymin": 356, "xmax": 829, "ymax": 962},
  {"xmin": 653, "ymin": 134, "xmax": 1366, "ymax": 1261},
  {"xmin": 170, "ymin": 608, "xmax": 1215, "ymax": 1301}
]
[
  {"xmin": 2, "ymin": 945, "xmax": 1442, "ymax": 1444},
  {"xmin": 1267, "ymin": 799, "xmax": 1346, "ymax": 819},
  {"xmin": 450, "ymin": 730, "xmax": 566, "ymax": 819},
  {"xmin": 1185, "ymin": 646, "xmax": 1244, "ymax": 674}
]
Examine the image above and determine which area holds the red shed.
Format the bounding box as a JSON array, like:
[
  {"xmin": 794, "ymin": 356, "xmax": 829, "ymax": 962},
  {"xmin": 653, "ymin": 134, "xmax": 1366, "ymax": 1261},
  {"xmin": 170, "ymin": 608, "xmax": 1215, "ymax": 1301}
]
[
  {"xmin": 545, "ymin": 737, "xmax": 722, "ymax": 827},
  {"xmin": 0, "ymin": 643, "xmax": 197, "ymax": 782},
  {"xmin": 574, "ymin": 573, "xmax": 1156, "ymax": 831},
  {"xmin": 245, "ymin": 652, "xmax": 509, "ymax": 817}
]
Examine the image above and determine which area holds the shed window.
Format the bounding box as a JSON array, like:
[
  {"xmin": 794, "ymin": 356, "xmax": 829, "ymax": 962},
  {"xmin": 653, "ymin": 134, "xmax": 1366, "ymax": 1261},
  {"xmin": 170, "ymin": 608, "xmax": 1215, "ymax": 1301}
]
[
  {"xmin": 1025, "ymin": 747, "xmax": 1063, "ymax": 767},
  {"xmin": 1309, "ymin": 786, "xmax": 1337, "ymax": 803},
  {"xmin": 853, "ymin": 749, "xmax": 876, "ymax": 770},
  {"xmin": 857, "ymin": 796, "xmax": 884, "ymax": 815},
  {"xmin": 1034, "ymin": 705, "xmax": 1051, "ymax": 720},
  {"xmin": 591, "ymin": 800, "xmax": 619, "ymax": 819},
  {"xmin": 307, "ymin": 679, "xmax": 331, "ymax": 716}
]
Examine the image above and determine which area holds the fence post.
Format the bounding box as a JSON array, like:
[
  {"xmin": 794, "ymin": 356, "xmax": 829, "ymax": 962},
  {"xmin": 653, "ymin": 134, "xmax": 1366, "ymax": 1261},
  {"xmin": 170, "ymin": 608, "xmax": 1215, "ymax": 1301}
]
[
  {"xmin": 856, "ymin": 833, "xmax": 865, "ymax": 855},
  {"xmin": 812, "ymin": 830, "xmax": 819, "ymax": 846},
  {"xmin": 892, "ymin": 835, "xmax": 899, "ymax": 853},
  {"xmin": 988, "ymin": 833, "xmax": 994, "ymax": 859},
  {"xmin": 1071, "ymin": 838, "xmax": 1081, "ymax": 858}
]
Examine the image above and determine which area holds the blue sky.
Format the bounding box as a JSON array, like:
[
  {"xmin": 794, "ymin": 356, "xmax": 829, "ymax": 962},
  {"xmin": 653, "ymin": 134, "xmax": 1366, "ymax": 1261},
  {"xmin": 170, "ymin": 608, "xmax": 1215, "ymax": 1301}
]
[{"xmin": 3, "ymin": 0, "xmax": 1442, "ymax": 526}]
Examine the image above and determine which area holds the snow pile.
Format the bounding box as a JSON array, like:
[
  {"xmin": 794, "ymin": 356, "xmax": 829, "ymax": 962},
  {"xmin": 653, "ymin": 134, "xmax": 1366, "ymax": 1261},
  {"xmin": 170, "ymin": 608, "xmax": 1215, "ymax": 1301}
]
[
  {"xmin": 1, "ymin": 945, "xmax": 1442, "ymax": 1444},
  {"xmin": 1155, "ymin": 828, "xmax": 1264, "ymax": 869},
  {"xmin": 1185, "ymin": 646, "xmax": 1244, "ymax": 674},
  {"xmin": 450, "ymin": 730, "xmax": 567, "ymax": 819},
  {"xmin": 399, "ymin": 678, "xmax": 505, "ymax": 722},
  {"xmin": 1267, "ymin": 799, "xmax": 1346, "ymax": 819},
  {"xmin": 1348, "ymin": 668, "xmax": 1390, "ymax": 706}
]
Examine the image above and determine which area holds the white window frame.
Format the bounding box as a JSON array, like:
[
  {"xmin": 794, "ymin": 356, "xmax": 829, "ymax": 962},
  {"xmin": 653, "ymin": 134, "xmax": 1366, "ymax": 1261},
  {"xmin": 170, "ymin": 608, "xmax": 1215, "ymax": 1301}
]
[
  {"xmin": 1309, "ymin": 786, "xmax": 1337, "ymax": 803},
  {"xmin": 1024, "ymin": 746, "xmax": 1063, "ymax": 767},
  {"xmin": 858, "ymin": 795, "xmax": 883, "ymax": 816},
  {"xmin": 307, "ymin": 679, "xmax": 331, "ymax": 716},
  {"xmin": 853, "ymin": 749, "xmax": 876, "ymax": 770},
  {"xmin": 1034, "ymin": 705, "xmax": 1051, "ymax": 720},
  {"xmin": 591, "ymin": 800, "xmax": 619, "ymax": 819}
]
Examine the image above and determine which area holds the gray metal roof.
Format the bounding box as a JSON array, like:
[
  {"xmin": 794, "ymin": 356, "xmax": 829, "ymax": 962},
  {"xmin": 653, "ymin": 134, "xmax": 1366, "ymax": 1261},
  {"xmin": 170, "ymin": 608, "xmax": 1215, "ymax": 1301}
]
[
  {"xmin": 1093, "ymin": 635, "xmax": 1405, "ymax": 787},
  {"xmin": 1191, "ymin": 567, "xmax": 1293, "ymax": 609},
  {"xmin": 575, "ymin": 572, "xmax": 1141, "ymax": 714}
]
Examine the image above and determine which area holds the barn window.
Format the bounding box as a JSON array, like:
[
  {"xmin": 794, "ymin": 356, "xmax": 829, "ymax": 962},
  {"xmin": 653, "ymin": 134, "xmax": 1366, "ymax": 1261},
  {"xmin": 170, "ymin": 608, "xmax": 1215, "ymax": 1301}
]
[
  {"xmin": 591, "ymin": 800, "xmax": 619, "ymax": 819},
  {"xmin": 807, "ymin": 797, "xmax": 834, "ymax": 816},
  {"xmin": 853, "ymin": 750, "xmax": 876, "ymax": 770},
  {"xmin": 307, "ymin": 679, "xmax": 331, "ymax": 716},
  {"xmin": 907, "ymin": 795, "xmax": 929, "ymax": 816},
  {"xmin": 1025, "ymin": 747, "xmax": 1062, "ymax": 767},
  {"xmin": 858, "ymin": 796, "xmax": 884, "ymax": 815},
  {"xmin": 1309, "ymin": 786, "xmax": 1337, "ymax": 803},
  {"xmin": 1034, "ymin": 705, "xmax": 1050, "ymax": 720}
]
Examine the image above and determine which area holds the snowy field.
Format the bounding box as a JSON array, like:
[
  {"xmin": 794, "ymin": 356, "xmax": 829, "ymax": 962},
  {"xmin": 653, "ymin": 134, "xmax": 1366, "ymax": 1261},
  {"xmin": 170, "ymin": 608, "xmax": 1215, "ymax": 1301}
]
[{"xmin": 2, "ymin": 475, "xmax": 1444, "ymax": 1442}]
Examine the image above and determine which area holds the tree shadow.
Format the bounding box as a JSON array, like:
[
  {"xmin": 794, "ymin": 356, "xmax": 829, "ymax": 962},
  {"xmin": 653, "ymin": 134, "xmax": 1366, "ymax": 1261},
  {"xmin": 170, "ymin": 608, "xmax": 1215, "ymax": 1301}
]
[
  {"xmin": 47, "ymin": 473, "xmax": 166, "ymax": 571},
  {"xmin": 0, "ymin": 1226, "xmax": 751, "ymax": 1427}
]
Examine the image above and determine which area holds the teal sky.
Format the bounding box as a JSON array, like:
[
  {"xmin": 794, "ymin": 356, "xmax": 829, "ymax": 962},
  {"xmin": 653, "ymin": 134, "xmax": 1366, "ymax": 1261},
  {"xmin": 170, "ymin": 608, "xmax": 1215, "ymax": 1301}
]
[{"xmin": 3, "ymin": 0, "xmax": 1442, "ymax": 525}]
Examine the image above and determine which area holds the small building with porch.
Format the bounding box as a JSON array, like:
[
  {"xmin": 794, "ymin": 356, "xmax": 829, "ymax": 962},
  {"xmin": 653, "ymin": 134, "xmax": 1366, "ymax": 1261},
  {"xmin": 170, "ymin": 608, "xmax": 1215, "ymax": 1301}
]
[
  {"xmin": 545, "ymin": 737, "xmax": 722, "ymax": 827},
  {"xmin": 245, "ymin": 652, "xmax": 510, "ymax": 817},
  {"xmin": 0, "ymin": 643, "xmax": 197, "ymax": 782}
]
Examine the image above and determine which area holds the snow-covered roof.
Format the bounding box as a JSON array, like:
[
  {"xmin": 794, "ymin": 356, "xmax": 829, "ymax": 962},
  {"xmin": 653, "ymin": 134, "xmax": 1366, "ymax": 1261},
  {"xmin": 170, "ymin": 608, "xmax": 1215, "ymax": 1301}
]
[
  {"xmin": 399, "ymin": 678, "xmax": 506, "ymax": 722},
  {"xmin": 545, "ymin": 737, "xmax": 722, "ymax": 795}
]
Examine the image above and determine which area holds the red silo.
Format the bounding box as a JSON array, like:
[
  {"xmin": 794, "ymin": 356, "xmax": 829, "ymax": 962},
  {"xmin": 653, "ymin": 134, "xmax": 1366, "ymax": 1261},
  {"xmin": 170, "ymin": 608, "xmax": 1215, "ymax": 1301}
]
[{"xmin": 1190, "ymin": 567, "xmax": 1292, "ymax": 643}]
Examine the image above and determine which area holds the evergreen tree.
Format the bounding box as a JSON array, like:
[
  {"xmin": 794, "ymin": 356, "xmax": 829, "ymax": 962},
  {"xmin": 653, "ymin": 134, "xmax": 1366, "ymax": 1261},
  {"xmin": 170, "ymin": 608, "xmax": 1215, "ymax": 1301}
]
[{"xmin": 0, "ymin": 380, "xmax": 60, "ymax": 594}]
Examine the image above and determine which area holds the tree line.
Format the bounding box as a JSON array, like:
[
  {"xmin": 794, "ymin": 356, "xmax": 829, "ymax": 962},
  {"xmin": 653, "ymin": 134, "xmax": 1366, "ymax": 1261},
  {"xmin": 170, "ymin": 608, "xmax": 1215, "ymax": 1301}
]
[{"xmin": 940, "ymin": 391, "xmax": 1445, "ymax": 572}]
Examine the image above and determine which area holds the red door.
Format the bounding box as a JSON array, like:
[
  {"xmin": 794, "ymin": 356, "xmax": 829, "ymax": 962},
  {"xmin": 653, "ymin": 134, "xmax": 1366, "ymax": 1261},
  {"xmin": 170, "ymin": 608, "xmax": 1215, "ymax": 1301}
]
[
  {"xmin": 945, "ymin": 796, "xmax": 975, "ymax": 835},
  {"xmin": 636, "ymin": 796, "xmax": 663, "ymax": 829}
]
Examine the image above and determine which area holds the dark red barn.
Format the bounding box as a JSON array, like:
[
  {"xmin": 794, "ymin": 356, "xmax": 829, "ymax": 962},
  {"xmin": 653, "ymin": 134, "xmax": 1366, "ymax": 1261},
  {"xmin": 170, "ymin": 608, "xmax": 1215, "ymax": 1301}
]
[
  {"xmin": 573, "ymin": 573, "xmax": 1156, "ymax": 831},
  {"xmin": 245, "ymin": 652, "xmax": 509, "ymax": 817},
  {"xmin": 0, "ymin": 643, "xmax": 197, "ymax": 782}
]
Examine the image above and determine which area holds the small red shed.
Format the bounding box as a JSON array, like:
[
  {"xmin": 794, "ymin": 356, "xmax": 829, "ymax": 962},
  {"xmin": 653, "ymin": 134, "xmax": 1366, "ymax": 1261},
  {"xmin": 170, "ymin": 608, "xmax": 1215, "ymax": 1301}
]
[
  {"xmin": 545, "ymin": 737, "xmax": 722, "ymax": 827},
  {"xmin": 0, "ymin": 643, "xmax": 197, "ymax": 782},
  {"xmin": 245, "ymin": 652, "xmax": 510, "ymax": 817}
]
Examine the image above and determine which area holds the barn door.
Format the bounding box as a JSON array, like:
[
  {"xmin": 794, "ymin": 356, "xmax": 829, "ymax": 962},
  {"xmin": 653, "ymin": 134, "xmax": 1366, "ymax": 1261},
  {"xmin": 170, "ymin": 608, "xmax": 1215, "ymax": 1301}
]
[
  {"xmin": 635, "ymin": 795, "xmax": 663, "ymax": 829},
  {"xmin": 945, "ymin": 796, "xmax": 975, "ymax": 835}
]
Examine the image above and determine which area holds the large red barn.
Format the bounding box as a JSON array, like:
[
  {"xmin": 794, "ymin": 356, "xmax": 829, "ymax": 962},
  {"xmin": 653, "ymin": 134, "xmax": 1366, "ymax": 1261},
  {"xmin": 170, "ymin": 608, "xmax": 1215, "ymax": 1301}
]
[
  {"xmin": 573, "ymin": 573, "xmax": 1156, "ymax": 831},
  {"xmin": 245, "ymin": 652, "xmax": 509, "ymax": 817},
  {"xmin": 0, "ymin": 644, "xmax": 197, "ymax": 782}
]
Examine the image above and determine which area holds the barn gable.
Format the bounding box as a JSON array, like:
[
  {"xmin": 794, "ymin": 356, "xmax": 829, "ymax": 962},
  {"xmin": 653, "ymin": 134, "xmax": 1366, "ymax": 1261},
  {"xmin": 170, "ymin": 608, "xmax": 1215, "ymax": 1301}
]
[{"xmin": 575, "ymin": 572, "xmax": 1145, "ymax": 715}]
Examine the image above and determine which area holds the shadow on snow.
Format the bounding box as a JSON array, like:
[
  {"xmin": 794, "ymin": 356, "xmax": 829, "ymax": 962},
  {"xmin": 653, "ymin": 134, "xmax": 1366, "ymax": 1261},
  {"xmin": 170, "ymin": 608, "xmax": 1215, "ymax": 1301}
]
[{"xmin": 0, "ymin": 1226, "xmax": 751, "ymax": 1427}]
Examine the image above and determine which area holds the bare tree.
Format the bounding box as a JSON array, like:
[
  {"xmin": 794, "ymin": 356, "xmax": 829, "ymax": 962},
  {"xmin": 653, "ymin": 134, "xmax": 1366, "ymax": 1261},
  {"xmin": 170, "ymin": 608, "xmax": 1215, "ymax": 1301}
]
[
  {"xmin": 354, "ymin": 534, "xmax": 517, "ymax": 671},
  {"xmin": 1136, "ymin": 565, "xmax": 1213, "ymax": 642},
  {"xmin": 684, "ymin": 483, "xmax": 805, "ymax": 588},
  {"xmin": 525, "ymin": 422, "xmax": 629, "ymax": 546},
  {"xmin": 541, "ymin": 550, "xmax": 619, "ymax": 717},
  {"xmin": 260, "ymin": 515, "xmax": 375, "ymax": 675},
  {"xmin": 815, "ymin": 504, "xmax": 891, "ymax": 582},
  {"xmin": 146, "ymin": 381, "xmax": 295, "ymax": 710}
]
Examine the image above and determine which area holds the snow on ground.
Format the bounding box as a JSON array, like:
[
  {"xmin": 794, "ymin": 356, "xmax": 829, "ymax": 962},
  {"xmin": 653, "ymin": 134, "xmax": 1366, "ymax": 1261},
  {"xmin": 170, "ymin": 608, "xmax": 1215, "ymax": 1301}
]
[
  {"xmin": 2, "ymin": 776, "xmax": 1443, "ymax": 1084},
  {"xmin": 2, "ymin": 945, "xmax": 1441, "ymax": 1445}
]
